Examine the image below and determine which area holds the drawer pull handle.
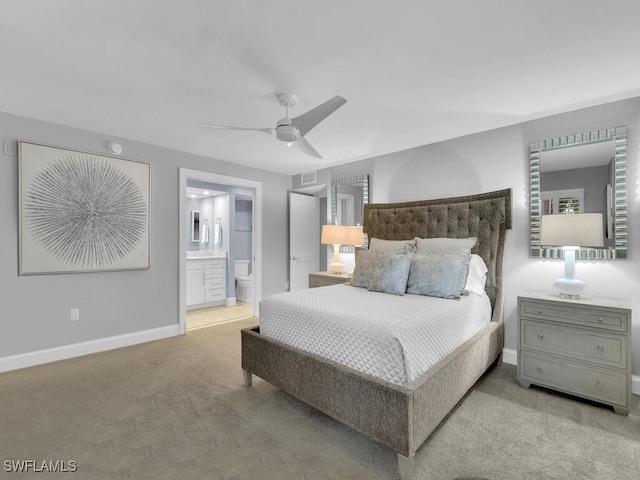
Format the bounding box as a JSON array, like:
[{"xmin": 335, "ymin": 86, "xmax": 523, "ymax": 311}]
[
  {"xmin": 598, "ymin": 317, "xmax": 603, "ymax": 322},
  {"xmin": 596, "ymin": 344, "xmax": 604, "ymax": 352},
  {"xmin": 597, "ymin": 380, "xmax": 604, "ymax": 389},
  {"xmin": 538, "ymin": 309, "xmax": 543, "ymax": 314},
  {"xmin": 537, "ymin": 334, "xmax": 544, "ymax": 341},
  {"xmin": 537, "ymin": 366, "xmax": 544, "ymax": 374}
]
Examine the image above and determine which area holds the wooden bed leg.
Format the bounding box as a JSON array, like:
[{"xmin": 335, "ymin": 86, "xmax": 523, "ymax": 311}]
[
  {"xmin": 242, "ymin": 369, "xmax": 252, "ymax": 387},
  {"xmin": 397, "ymin": 453, "xmax": 415, "ymax": 480}
]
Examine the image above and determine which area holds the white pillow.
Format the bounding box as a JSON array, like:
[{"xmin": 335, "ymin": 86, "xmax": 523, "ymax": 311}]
[
  {"xmin": 414, "ymin": 237, "xmax": 477, "ymax": 255},
  {"xmin": 369, "ymin": 238, "xmax": 416, "ymax": 254},
  {"xmin": 464, "ymin": 254, "xmax": 488, "ymax": 296}
]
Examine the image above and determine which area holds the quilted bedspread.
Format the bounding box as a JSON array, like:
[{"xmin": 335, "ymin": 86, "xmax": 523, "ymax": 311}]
[{"xmin": 259, "ymin": 284, "xmax": 491, "ymax": 386}]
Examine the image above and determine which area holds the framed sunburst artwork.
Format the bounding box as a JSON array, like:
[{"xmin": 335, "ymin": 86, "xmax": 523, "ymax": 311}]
[{"xmin": 19, "ymin": 141, "xmax": 150, "ymax": 275}]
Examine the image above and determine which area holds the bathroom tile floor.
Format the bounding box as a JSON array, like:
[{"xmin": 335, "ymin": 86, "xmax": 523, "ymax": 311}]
[{"xmin": 186, "ymin": 302, "xmax": 254, "ymax": 331}]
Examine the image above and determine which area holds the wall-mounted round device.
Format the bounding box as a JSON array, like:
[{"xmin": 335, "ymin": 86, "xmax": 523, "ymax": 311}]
[{"xmin": 107, "ymin": 141, "xmax": 122, "ymax": 155}]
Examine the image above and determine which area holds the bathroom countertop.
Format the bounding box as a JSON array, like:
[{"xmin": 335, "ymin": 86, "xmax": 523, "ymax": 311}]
[{"xmin": 186, "ymin": 251, "xmax": 227, "ymax": 260}]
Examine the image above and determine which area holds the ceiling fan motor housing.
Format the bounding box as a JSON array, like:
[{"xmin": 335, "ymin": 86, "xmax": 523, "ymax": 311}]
[{"xmin": 276, "ymin": 124, "xmax": 299, "ymax": 143}]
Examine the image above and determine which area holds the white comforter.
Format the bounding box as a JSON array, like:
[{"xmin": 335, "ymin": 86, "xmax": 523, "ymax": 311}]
[{"xmin": 259, "ymin": 284, "xmax": 492, "ymax": 386}]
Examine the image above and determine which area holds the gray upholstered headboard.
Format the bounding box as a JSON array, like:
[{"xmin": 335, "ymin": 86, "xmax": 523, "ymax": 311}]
[{"xmin": 363, "ymin": 188, "xmax": 512, "ymax": 321}]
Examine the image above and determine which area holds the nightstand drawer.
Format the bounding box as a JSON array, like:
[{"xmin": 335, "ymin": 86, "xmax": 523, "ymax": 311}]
[
  {"xmin": 521, "ymin": 320, "xmax": 626, "ymax": 368},
  {"xmin": 520, "ymin": 300, "xmax": 627, "ymax": 332},
  {"xmin": 520, "ymin": 352, "xmax": 628, "ymax": 407}
]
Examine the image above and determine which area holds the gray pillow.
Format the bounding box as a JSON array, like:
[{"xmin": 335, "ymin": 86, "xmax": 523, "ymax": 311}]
[
  {"xmin": 368, "ymin": 252, "xmax": 413, "ymax": 296},
  {"xmin": 406, "ymin": 254, "xmax": 471, "ymax": 299},
  {"xmin": 369, "ymin": 237, "xmax": 416, "ymax": 254},
  {"xmin": 350, "ymin": 250, "xmax": 382, "ymax": 288},
  {"xmin": 414, "ymin": 237, "xmax": 476, "ymax": 255}
]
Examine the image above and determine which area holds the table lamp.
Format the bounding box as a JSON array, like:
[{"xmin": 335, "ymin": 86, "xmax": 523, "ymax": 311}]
[
  {"xmin": 540, "ymin": 213, "xmax": 603, "ymax": 299},
  {"xmin": 321, "ymin": 225, "xmax": 363, "ymax": 274}
]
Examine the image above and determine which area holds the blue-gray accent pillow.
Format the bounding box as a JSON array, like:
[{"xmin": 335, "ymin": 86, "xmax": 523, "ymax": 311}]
[
  {"xmin": 350, "ymin": 250, "xmax": 383, "ymax": 288},
  {"xmin": 406, "ymin": 254, "xmax": 471, "ymax": 299},
  {"xmin": 368, "ymin": 252, "xmax": 413, "ymax": 296}
]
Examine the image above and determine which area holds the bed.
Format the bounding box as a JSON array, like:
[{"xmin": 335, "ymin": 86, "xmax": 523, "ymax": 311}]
[{"xmin": 241, "ymin": 188, "xmax": 512, "ymax": 480}]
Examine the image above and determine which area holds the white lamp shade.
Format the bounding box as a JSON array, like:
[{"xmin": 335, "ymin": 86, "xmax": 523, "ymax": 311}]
[
  {"xmin": 541, "ymin": 213, "xmax": 604, "ymax": 247},
  {"xmin": 349, "ymin": 226, "xmax": 364, "ymax": 246},
  {"xmin": 321, "ymin": 225, "xmax": 353, "ymax": 245}
]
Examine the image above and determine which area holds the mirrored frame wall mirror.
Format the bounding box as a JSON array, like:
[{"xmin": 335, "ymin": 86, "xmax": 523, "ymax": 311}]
[
  {"xmin": 331, "ymin": 174, "xmax": 369, "ymax": 252},
  {"xmin": 530, "ymin": 126, "xmax": 627, "ymax": 259}
]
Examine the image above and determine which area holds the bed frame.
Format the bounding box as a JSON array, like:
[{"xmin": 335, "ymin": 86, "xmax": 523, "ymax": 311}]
[{"xmin": 241, "ymin": 188, "xmax": 512, "ymax": 479}]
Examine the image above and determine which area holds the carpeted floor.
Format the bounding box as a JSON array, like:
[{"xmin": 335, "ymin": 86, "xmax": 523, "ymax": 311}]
[{"xmin": 0, "ymin": 318, "xmax": 638, "ymax": 480}]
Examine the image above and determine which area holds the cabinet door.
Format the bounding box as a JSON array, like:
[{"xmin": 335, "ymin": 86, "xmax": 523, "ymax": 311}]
[{"xmin": 186, "ymin": 270, "xmax": 204, "ymax": 306}]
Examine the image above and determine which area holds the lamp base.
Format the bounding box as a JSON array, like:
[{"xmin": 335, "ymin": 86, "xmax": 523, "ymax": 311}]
[
  {"xmin": 328, "ymin": 262, "xmax": 344, "ymax": 274},
  {"xmin": 554, "ymin": 277, "xmax": 585, "ymax": 299}
]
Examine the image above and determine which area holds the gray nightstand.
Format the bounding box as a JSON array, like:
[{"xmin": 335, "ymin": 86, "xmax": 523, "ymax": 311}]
[
  {"xmin": 517, "ymin": 290, "xmax": 632, "ymax": 415},
  {"xmin": 308, "ymin": 271, "xmax": 352, "ymax": 288}
]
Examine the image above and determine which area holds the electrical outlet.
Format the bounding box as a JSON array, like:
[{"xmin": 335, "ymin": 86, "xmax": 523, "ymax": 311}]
[
  {"xmin": 3, "ymin": 140, "xmax": 17, "ymax": 157},
  {"xmin": 70, "ymin": 308, "xmax": 80, "ymax": 321}
]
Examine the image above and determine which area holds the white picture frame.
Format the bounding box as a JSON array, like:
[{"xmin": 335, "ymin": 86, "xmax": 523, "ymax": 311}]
[{"xmin": 19, "ymin": 141, "xmax": 150, "ymax": 275}]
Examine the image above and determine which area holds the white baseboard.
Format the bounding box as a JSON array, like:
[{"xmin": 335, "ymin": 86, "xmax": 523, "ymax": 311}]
[
  {"xmin": 502, "ymin": 347, "xmax": 517, "ymax": 366},
  {"xmin": 0, "ymin": 325, "xmax": 180, "ymax": 373},
  {"xmin": 501, "ymin": 348, "xmax": 640, "ymax": 395}
]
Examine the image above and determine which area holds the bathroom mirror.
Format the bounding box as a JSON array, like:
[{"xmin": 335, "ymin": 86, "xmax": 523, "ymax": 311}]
[
  {"xmin": 530, "ymin": 126, "xmax": 627, "ymax": 259},
  {"xmin": 331, "ymin": 174, "xmax": 369, "ymax": 252},
  {"xmin": 191, "ymin": 210, "xmax": 200, "ymax": 243}
]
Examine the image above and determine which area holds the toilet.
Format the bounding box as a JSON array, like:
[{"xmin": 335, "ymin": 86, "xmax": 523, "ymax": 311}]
[{"xmin": 234, "ymin": 259, "xmax": 253, "ymax": 303}]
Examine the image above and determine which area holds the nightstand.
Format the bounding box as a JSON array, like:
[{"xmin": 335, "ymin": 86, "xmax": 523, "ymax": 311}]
[
  {"xmin": 517, "ymin": 290, "xmax": 632, "ymax": 415},
  {"xmin": 308, "ymin": 271, "xmax": 352, "ymax": 288}
]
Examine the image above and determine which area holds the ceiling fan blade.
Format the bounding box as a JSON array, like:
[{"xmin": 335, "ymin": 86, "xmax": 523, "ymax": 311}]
[
  {"xmin": 290, "ymin": 96, "xmax": 347, "ymax": 137},
  {"xmin": 199, "ymin": 124, "xmax": 274, "ymax": 135},
  {"xmin": 291, "ymin": 136, "xmax": 323, "ymax": 159}
]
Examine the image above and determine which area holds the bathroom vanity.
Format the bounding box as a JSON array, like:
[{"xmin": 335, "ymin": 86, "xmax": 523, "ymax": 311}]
[{"xmin": 186, "ymin": 251, "xmax": 227, "ymax": 309}]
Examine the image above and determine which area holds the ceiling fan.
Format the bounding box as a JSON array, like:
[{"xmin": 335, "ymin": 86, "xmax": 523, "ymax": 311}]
[{"xmin": 199, "ymin": 93, "xmax": 346, "ymax": 159}]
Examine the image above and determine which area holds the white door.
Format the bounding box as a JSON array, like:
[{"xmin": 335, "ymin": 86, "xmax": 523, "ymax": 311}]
[{"xmin": 289, "ymin": 192, "xmax": 319, "ymax": 291}]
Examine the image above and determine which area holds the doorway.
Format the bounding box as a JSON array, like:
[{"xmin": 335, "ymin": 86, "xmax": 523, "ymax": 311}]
[
  {"xmin": 289, "ymin": 192, "xmax": 319, "ymax": 291},
  {"xmin": 179, "ymin": 168, "xmax": 263, "ymax": 335}
]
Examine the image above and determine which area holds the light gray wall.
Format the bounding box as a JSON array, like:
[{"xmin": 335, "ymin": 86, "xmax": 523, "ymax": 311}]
[
  {"xmin": 1, "ymin": 111, "xmax": 290, "ymax": 359},
  {"xmin": 318, "ymin": 96, "xmax": 640, "ymax": 376}
]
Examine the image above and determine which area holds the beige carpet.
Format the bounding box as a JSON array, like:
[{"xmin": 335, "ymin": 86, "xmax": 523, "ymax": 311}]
[{"xmin": 1, "ymin": 318, "xmax": 638, "ymax": 480}]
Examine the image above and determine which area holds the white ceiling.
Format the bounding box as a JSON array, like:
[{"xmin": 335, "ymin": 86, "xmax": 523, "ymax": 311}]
[{"xmin": 2, "ymin": 1, "xmax": 640, "ymax": 175}]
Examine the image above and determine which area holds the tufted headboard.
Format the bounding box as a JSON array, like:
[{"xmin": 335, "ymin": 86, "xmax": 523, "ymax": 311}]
[{"xmin": 363, "ymin": 189, "xmax": 512, "ymax": 322}]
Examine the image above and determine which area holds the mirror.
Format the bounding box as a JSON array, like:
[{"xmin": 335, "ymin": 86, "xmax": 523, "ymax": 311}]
[
  {"xmin": 530, "ymin": 126, "xmax": 627, "ymax": 259},
  {"xmin": 331, "ymin": 174, "xmax": 369, "ymax": 251}
]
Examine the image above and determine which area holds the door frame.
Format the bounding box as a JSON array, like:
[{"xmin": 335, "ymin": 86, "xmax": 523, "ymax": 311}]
[{"xmin": 179, "ymin": 168, "xmax": 263, "ymax": 334}]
